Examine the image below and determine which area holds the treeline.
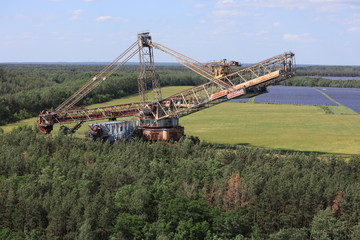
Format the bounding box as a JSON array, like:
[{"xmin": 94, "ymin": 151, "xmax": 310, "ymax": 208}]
[
  {"xmin": 1, "ymin": 126, "xmax": 360, "ymax": 239},
  {"xmin": 280, "ymin": 76, "xmax": 360, "ymax": 88},
  {"xmin": 296, "ymin": 65, "xmax": 360, "ymax": 77},
  {"xmin": 0, "ymin": 64, "xmax": 204, "ymax": 125}
]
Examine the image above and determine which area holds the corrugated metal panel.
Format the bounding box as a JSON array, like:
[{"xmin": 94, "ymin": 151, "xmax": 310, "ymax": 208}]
[{"xmin": 88, "ymin": 120, "xmax": 138, "ymax": 141}]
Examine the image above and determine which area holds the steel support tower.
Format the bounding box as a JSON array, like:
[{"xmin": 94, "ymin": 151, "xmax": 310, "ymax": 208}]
[{"xmin": 137, "ymin": 32, "xmax": 161, "ymax": 107}]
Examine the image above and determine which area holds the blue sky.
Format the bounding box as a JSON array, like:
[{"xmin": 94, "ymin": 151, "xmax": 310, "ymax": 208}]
[{"xmin": 1, "ymin": 0, "xmax": 360, "ymax": 65}]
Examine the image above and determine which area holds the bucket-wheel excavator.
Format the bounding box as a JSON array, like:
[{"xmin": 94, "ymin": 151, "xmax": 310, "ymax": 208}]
[{"xmin": 37, "ymin": 32, "xmax": 295, "ymax": 141}]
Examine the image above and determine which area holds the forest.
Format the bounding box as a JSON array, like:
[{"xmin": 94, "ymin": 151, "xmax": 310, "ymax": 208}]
[
  {"xmin": 295, "ymin": 65, "xmax": 360, "ymax": 77},
  {"xmin": 0, "ymin": 64, "xmax": 204, "ymax": 125},
  {"xmin": 1, "ymin": 126, "xmax": 360, "ymax": 239},
  {"xmin": 1, "ymin": 64, "xmax": 360, "ymax": 125},
  {"xmin": 1, "ymin": 64, "xmax": 360, "ymax": 239}
]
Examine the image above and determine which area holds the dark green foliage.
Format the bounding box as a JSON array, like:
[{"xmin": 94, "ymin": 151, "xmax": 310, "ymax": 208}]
[
  {"xmin": 1, "ymin": 126, "xmax": 360, "ymax": 239},
  {"xmin": 296, "ymin": 65, "xmax": 360, "ymax": 77},
  {"xmin": 0, "ymin": 64, "xmax": 205, "ymax": 125},
  {"xmin": 281, "ymin": 76, "xmax": 360, "ymax": 88},
  {"xmin": 310, "ymin": 208, "xmax": 348, "ymax": 240},
  {"xmin": 350, "ymin": 223, "xmax": 360, "ymax": 240},
  {"xmin": 112, "ymin": 213, "xmax": 145, "ymax": 239},
  {"xmin": 269, "ymin": 228, "xmax": 308, "ymax": 240},
  {"xmin": 278, "ymin": 65, "xmax": 360, "ymax": 88},
  {"xmin": 212, "ymin": 207, "xmax": 253, "ymax": 238},
  {"xmin": 319, "ymin": 106, "xmax": 334, "ymax": 114},
  {"xmin": 0, "ymin": 228, "xmax": 22, "ymax": 240}
]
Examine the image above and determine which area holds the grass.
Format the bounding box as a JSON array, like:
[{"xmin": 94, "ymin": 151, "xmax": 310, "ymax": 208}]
[
  {"xmin": 1, "ymin": 117, "xmax": 38, "ymax": 133},
  {"xmin": 2, "ymin": 86, "xmax": 360, "ymax": 155},
  {"xmin": 181, "ymin": 102, "xmax": 360, "ymax": 155},
  {"xmin": 328, "ymin": 105, "xmax": 357, "ymax": 115}
]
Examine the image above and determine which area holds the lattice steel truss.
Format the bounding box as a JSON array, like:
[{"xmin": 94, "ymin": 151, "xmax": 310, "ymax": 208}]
[
  {"xmin": 137, "ymin": 32, "xmax": 161, "ymax": 106},
  {"xmin": 37, "ymin": 32, "xmax": 295, "ymax": 134},
  {"xmin": 147, "ymin": 51, "xmax": 295, "ymax": 121}
]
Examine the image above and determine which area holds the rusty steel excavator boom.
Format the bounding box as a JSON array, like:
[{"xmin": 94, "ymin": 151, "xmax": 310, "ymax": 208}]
[{"xmin": 37, "ymin": 32, "xmax": 295, "ymax": 141}]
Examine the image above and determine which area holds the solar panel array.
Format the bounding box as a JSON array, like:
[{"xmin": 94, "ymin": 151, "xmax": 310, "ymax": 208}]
[
  {"xmin": 230, "ymin": 86, "xmax": 360, "ymax": 114},
  {"xmin": 315, "ymin": 87, "xmax": 360, "ymax": 113}
]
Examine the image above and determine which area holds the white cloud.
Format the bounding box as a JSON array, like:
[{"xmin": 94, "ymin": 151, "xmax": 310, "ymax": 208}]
[
  {"xmin": 347, "ymin": 26, "xmax": 360, "ymax": 32},
  {"xmin": 95, "ymin": 16, "xmax": 127, "ymax": 22},
  {"xmin": 346, "ymin": 14, "xmax": 360, "ymax": 25},
  {"xmin": 272, "ymin": 22, "xmax": 281, "ymax": 28},
  {"xmin": 51, "ymin": 32, "xmax": 67, "ymax": 41},
  {"xmin": 210, "ymin": 10, "xmax": 249, "ymax": 18},
  {"xmin": 71, "ymin": 9, "xmax": 83, "ymax": 15},
  {"xmin": 70, "ymin": 9, "xmax": 84, "ymax": 20},
  {"xmin": 283, "ymin": 33, "xmax": 316, "ymax": 42},
  {"xmin": 256, "ymin": 30, "xmax": 268, "ymax": 36},
  {"xmin": 19, "ymin": 32, "xmax": 35, "ymax": 39},
  {"xmin": 331, "ymin": 13, "xmax": 360, "ymax": 26},
  {"xmin": 218, "ymin": 0, "xmax": 236, "ymax": 3},
  {"xmin": 283, "ymin": 33, "xmax": 306, "ymax": 41},
  {"xmin": 309, "ymin": 0, "xmax": 357, "ymax": 4},
  {"xmin": 14, "ymin": 13, "xmax": 28, "ymax": 20},
  {"xmin": 216, "ymin": 0, "xmax": 308, "ymax": 10},
  {"xmin": 207, "ymin": 5, "xmax": 250, "ymax": 34},
  {"xmin": 209, "ymin": 25, "xmax": 228, "ymax": 35},
  {"xmin": 194, "ymin": 4, "xmax": 206, "ymax": 9},
  {"xmin": 6, "ymin": 32, "xmax": 37, "ymax": 40},
  {"xmin": 212, "ymin": 18, "xmax": 227, "ymax": 24},
  {"xmin": 96, "ymin": 16, "xmax": 112, "ymax": 22},
  {"xmin": 239, "ymin": 30, "xmax": 270, "ymax": 40},
  {"xmin": 215, "ymin": 0, "xmax": 360, "ymax": 11},
  {"xmin": 215, "ymin": 0, "xmax": 241, "ymax": 8}
]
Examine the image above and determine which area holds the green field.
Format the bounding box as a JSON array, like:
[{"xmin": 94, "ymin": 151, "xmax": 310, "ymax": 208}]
[
  {"xmin": 182, "ymin": 102, "xmax": 360, "ymax": 154},
  {"xmin": 2, "ymin": 86, "xmax": 360, "ymax": 155}
]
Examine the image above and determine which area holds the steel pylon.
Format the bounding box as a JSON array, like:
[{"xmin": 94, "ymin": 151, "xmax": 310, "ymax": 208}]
[{"xmin": 137, "ymin": 32, "xmax": 162, "ymax": 107}]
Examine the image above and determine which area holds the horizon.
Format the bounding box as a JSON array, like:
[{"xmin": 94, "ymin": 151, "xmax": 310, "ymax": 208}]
[{"xmin": 1, "ymin": 61, "xmax": 359, "ymax": 67}]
